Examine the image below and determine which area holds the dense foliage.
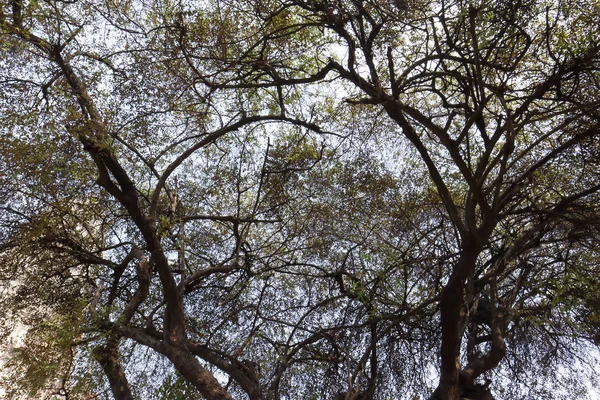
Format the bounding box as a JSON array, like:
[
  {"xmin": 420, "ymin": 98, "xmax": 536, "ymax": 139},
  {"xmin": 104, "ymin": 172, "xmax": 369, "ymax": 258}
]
[{"xmin": 1, "ymin": 0, "xmax": 600, "ymax": 399}]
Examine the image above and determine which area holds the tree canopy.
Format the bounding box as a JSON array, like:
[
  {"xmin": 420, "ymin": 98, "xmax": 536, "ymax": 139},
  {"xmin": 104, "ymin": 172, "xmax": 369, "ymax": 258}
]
[{"xmin": 1, "ymin": 0, "xmax": 600, "ymax": 399}]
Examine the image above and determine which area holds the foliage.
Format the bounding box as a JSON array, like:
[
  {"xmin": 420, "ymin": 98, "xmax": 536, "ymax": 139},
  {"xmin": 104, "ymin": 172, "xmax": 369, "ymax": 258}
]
[{"xmin": 1, "ymin": 0, "xmax": 600, "ymax": 399}]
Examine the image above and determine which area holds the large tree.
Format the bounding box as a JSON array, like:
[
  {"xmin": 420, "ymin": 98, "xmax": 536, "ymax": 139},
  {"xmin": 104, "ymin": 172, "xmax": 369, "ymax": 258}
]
[{"xmin": 1, "ymin": 0, "xmax": 600, "ymax": 399}]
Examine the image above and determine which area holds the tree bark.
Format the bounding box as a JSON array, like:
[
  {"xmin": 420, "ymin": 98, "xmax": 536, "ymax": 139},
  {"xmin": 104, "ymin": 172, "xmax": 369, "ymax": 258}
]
[
  {"xmin": 438, "ymin": 246, "xmax": 481, "ymax": 400},
  {"xmin": 95, "ymin": 342, "xmax": 134, "ymax": 400},
  {"xmin": 165, "ymin": 345, "xmax": 234, "ymax": 400}
]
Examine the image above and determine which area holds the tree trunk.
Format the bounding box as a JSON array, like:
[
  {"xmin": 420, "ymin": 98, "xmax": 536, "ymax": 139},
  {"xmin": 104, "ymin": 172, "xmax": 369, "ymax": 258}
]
[
  {"xmin": 95, "ymin": 343, "xmax": 134, "ymax": 400},
  {"xmin": 439, "ymin": 292, "xmax": 462, "ymax": 400},
  {"xmin": 438, "ymin": 248, "xmax": 481, "ymax": 400},
  {"xmin": 166, "ymin": 345, "xmax": 234, "ymax": 400}
]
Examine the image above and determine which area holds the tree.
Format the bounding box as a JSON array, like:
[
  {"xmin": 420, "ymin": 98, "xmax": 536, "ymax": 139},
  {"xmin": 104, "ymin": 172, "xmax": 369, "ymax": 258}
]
[{"xmin": 1, "ymin": 0, "xmax": 600, "ymax": 399}]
